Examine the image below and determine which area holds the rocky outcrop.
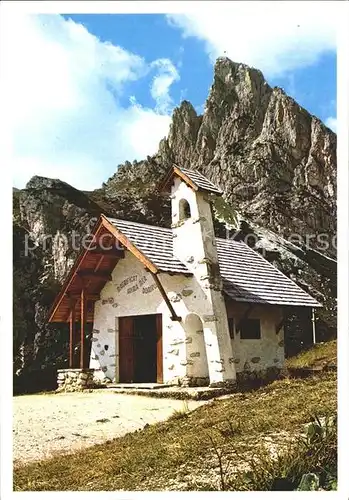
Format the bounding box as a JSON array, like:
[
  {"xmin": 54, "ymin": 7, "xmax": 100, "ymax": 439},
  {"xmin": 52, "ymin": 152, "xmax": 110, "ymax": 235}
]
[
  {"xmin": 13, "ymin": 57, "xmax": 336, "ymax": 388},
  {"xmin": 13, "ymin": 178, "xmax": 102, "ymax": 387}
]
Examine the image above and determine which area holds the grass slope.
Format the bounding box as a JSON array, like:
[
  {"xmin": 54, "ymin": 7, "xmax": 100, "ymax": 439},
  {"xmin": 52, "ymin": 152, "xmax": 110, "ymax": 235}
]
[
  {"xmin": 14, "ymin": 370, "xmax": 336, "ymax": 491},
  {"xmin": 286, "ymin": 340, "xmax": 337, "ymax": 369}
]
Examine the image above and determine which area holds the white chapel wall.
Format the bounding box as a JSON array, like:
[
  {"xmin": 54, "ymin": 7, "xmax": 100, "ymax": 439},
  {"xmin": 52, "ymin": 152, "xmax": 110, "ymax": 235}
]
[
  {"xmin": 90, "ymin": 251, "xmax": 214, "ymax": 384},
  {"xmin": 225, "ymin": 301, "xmax": 285, "ymax": 373}
]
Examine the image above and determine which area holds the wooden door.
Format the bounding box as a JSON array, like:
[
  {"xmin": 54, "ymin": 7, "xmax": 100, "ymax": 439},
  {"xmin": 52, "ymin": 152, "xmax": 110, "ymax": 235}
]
[
  {"xmin": 119, "ymin": 316, "xmax": 134, "ymax": 383},
  {"xmin": 156, "ymin": 314, "xmax": 163, "ymax": 383}
]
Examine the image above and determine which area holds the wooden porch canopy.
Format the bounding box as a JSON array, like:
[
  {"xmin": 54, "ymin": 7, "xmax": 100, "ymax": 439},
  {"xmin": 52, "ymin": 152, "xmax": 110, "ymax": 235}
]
[{"xmin": 48, "ymin": 215, "xmax": 162, "ymax": 325}]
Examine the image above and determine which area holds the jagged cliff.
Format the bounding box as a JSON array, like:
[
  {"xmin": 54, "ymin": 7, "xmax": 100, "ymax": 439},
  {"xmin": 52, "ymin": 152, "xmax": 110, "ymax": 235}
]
[{"xmin": 13, "ymin": 58, "xmax": 337, "ymax": 390}]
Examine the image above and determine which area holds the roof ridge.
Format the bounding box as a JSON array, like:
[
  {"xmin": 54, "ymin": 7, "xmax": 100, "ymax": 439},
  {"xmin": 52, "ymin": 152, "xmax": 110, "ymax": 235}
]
[
  {"xmin": 105, "ymin": 216, "xmax": 172, "ymax": 232},
  {"xmin": 160, "ymin": 164, "xmax": 222, "ymax": 194},
  {"xmin": 179, "ymin": 166, "xmax": 222, "ymax": 190}
]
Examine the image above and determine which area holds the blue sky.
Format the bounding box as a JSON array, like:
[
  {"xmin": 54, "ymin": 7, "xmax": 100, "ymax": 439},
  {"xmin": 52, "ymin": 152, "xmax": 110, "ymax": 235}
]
[
  {"xmin": 62, "ymin": 14, "xmax": 214, "ymax": 114},
  {"xmin": 64, "ymin": 14, "xmax": 336, "ymax": 122},
  {"xmin": 4, "ymin": 5, "xmax": 337, "ymax": 190}
]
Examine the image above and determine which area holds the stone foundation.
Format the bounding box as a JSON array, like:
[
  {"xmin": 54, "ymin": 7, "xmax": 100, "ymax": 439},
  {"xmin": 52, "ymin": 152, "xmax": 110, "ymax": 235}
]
[
  {"xmin": 209, "ymin": 379, "xmax": 237, "ymax": 389},
  {"xmin": 171, "ymin": 369, "xmax": 282, "ymax": 389},
  {"xmin": 179, "ymin": 376, "xmax": 210, "ymax": 387},
  {"xmin": 57, "ymin": 369, "xmax": 95, "ymax": 392},
  {"xmin": 168, "ymin": 376, "xmax": 237, "ymax": 388},
  {"xmin": 236, "ymin": 367, "xmax": 282, "ymax": 389}
]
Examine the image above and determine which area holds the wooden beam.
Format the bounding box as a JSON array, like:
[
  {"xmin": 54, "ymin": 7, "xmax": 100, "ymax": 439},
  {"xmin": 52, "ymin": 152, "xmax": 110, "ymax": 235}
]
[
  {"xmin": 276, "ymin": 318, "xmax": 284, "ymax": 335},
  {"xmin": 69, "ymin": 306, "xmax": 76, "ymax": 368},
  {"xmin": 275, "ymin": 307, "xmax": 286, "ymax": 335},
  {"xmin": 48, "ymin": 219, "xmax": 104, "ymax": 322},
  {"xmin": 68, "ymin": 297, "xmax": 78, "ymax": 366},
  {"xmin": 312, "ymin": 308, "xmax": 316, "ymax": 344},
  {"xmin": 151, "ymin": 273, "xmax": 182, "ymax": 322},
  {"xmin": 94, "ymin": 255, "xmax": 105, "ymax": 273},
  {"xmin": 101, "ymin": 215, "xmax": 158, "ymax": 274},
  {"xmin": 173, "ymin": 165, "xmax": 198, "ymax": 191},
  {"xmin": 77, "ymin": 270, "xmax": 112, "ymax": 280},
  {"xmin": 89, "ymin": 248, "xmax": 124, "ymax": 257},
  {"xmin": 80, "ymin": 288, "xmax": 86, "ymax": 369},
  {"xmin": 159, "ymin": 165, "xmax": 199, "ymax": 193},
  {"xmin": 66, "ymin": 293, "xmax": 100, "ymax": 301}
]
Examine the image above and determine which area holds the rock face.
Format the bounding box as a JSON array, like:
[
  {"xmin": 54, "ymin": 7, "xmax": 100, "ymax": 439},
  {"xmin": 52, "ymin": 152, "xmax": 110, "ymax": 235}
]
[
  {"xmin": 13, "ymin": 177, "xmax": 102, "ymax": 389},
  {"xmin": 13, "ymin": 57, "xmax": 336, "ymax": 389},
  {"xmin": 164, "ymin": 59, "xmax": 336, "ymax": 247}
]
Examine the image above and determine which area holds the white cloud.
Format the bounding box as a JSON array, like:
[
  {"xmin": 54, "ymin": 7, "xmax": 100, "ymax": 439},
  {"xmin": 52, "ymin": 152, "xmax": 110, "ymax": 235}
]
[
  {"xmin": 325, "ymin": 116, "xmax": 337, "ymax": 132},
  {"xmin": 150, "ymin": 59, "xmax": 180, "ymax": 113},
  {"xmin": 2, "ymin": 14, "xmax": 177, "ymax": 190},
  {"xmin": 167, "ymin": 2, "xmax": 337, "ymax": 77},
  {"xmin": 117, "ymin": 99, "xmax": 172, "ymax": 159}
]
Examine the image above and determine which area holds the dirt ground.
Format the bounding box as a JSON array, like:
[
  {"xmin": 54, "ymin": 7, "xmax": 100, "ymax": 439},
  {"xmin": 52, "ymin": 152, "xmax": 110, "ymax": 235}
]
[{"xmin": 13, "ymin": 391, "xmax": 204, "ymax": 465}]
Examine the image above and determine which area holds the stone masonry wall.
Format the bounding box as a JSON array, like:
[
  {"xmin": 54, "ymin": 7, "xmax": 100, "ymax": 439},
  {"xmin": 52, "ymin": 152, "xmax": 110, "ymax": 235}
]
[{"xmin": 57, "ymin": 368, "xmax": 95, "ymax": 392}]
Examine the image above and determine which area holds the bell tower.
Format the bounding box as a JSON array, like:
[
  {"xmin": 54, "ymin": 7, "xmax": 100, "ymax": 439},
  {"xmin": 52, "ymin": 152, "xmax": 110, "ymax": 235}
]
[{"xmin": 162, "ymin": 166, "xmax": 236, "ymax": 387}]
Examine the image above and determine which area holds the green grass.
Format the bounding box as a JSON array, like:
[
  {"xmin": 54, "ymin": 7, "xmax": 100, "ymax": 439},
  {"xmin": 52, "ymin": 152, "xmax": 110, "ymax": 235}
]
[
  {"xmin": 167, "ymin": 400, "xmax": 190, "ymax": 421},
  {"xmin": 286, "ymin": 340, "xmax": 337, "ymax": 370},
  {"xmin": 227, "ymin": 414, "xmax": 337, "ymax": 491},
  {"xmin": 14, "ymin": 371, "xmax": 336, "ymax": 491}
]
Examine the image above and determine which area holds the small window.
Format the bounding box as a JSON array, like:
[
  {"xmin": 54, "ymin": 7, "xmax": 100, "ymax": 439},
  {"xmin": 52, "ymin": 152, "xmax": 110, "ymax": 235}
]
[
  {"xmin": 239, "ymin": 319, "xmax": 261, "ymax": 340},
  {"xmin": 179, "ymin": 199, "xmax": 191, "ymax": 221},
  {"xmin": 228, "ymin": 318, "xmax": 235, "ymax": 339}
]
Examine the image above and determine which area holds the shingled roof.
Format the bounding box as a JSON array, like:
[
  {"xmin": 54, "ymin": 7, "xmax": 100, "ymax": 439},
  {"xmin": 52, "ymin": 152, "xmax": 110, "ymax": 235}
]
[
  {"xmin": 160, "ymin": 165, "xmax": 223, "ymax": 195},
  {"xmin": 105, "ymin": 217, "xmax": 321, "ymax": 308},
  {"xmin": 178, "ymin": 167, "xmax": 223, "ymax": 194},
  {"xmin": 105, "ymin": 218, "xmax": 191, "ymax": 275},
  {"xmin": 216, "ymin": 238, "xmax": 321, "ymax": 307}
]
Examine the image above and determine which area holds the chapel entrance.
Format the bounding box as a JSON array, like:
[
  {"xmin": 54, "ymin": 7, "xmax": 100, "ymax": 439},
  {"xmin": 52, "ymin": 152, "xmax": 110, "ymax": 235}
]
[{"xmin": 119, "ymin": 314, "xmax": 163, "ymax": 383}]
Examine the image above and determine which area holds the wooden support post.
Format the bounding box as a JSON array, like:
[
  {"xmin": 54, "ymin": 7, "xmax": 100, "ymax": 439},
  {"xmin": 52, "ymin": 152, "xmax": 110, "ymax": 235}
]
[
  {"xmin": 311, "ymin": 307, "xmax": 316, "ymax": 344},
  {"xmin": 80, "ymin": 287, "xmax": 86, "ymax": 369},
  {"xmin": 69, "ymin": 306, "xmax": 76, "ymax": 368},
  {"xmin": 151, "ymin": 273, "xmax": 181, "ymax": 321}
]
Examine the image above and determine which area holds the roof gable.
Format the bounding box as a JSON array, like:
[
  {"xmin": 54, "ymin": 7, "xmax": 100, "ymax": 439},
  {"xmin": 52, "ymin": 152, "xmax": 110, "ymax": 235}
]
[
  {"xmin": 48, "ymin": 216, "xmax": 177, "ymax": 323},
  {"xmin": 159, "ymin": 165, "xmax": 222, "ymax": 195}
]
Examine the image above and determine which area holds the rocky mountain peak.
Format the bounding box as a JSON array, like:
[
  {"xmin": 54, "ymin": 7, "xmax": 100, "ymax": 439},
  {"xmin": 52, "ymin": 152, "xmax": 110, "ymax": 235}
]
[
  {"xmin": 166, "ymin": 100, "xmax": 202, "ymax": 168},
  {"xmin": 26, "ymin": 176, "xmax": 72, "ymax": 191}
]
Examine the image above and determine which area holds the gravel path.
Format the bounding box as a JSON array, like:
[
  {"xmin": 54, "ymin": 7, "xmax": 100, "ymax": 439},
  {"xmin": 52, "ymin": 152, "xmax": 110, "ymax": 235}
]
[{"xmin": 13, "ymin": 391, "xmax": 204, "ymax": 465}]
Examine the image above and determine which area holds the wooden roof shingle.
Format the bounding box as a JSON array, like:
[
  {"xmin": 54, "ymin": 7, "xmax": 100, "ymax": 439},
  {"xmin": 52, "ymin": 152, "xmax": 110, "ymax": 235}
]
[
  {"xmin": 105, "ymin": 218, "xmax": 191, "ymax": 275},
  {"xmin": 178, "ymin": 167, "xmax": 223, "ymax": 194},
  {"xmin": 216, "ymin": 237, "xmax": 321, "ymax": 307}
]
